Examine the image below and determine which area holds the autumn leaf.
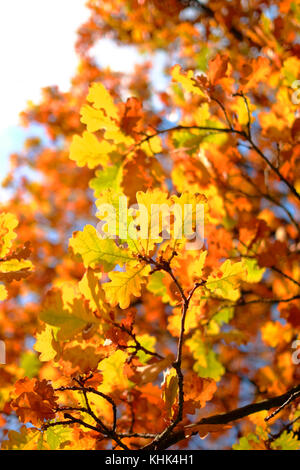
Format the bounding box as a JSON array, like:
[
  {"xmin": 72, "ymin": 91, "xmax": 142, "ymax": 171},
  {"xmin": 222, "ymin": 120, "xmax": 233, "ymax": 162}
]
[
  {"xmin": 104, "ymin": 264, "xmax": 151, "ymax": 309},
  {"xmin": 69, "ymin": 224, "xmax": 135, "ymax": 270},
  {"xmin": 206, "ymin": 260, "xmax": 246, "ymax": 301},
  {"xmin": 0, "ymin": 212, "xmax": 18, "ymax": 258},
  {"xmin": 0, "ymin": 258, "xmax": 33, "ymax": 282},
  {"xmin": 1, "ymin": 426, "xmax": 45, "ymax": 450},
  {"xmin": 161, "ymin": 368, "xmax": 178, "ymax": 417},
  {"xmin": 171, "ymin": 64, "xmax": 208, "ymax": 100},
  {"xmin": 184, "ymin": 373, "xmax": 217, "ymax": 409},
  {"xmin": 78, "ymin": 268, "xmax": 110, "ymax": 317},
  {"xmin": 11, "ymin": 378, "xmax": 58, "ymax": 426},
  {"xmin": 208, "ymin": 54, "xmax": 229, "ymax": 86},
  {"xmin": 186, "ymin": 331, "xmax": 225, "ymax": 381},
  {"xmin": 98, "ymin": 350, "xmax": 130, "ymax": 394},
  {"xmin": 89, "ymin": 162, "xmax": 123, "ymax": 197},
  {"xmin": 86, "ymin": 82, "xmax": 119, "ymax": 119},
  {"xmin": 2, "ymin": 0, "xmax": 300, "ymax": 452},
  {"xmin": 126, "ymin": 354, "xmax": 174, "ymax": 386},
  {"xmin": 34, "ymin": 324, "xmax": 60, "ymax": 362},
  {"xmin": 0, "ymin": 284, "xmax": 7, "ymax": 301},
  {"xmin": 119, "ymin": 97, "xmax": 144, "ymax": 136},
  {"xmin": 271, "ymin": 431, "xmax": 300, "ymax": 450},
  {"xmin": 62, "ymin": 344, "xmax": 103, "ymax": 373},
  {"xmin": 40, "ymin": 285, "xmax": 101, "ymax": 341},
  {"xmin": 45, "ymin": 426, "xmax": 73, "ymax": 450},
  {"xmin": 69, "ymin": 131, "xmax": 112, "ymax": 169}
]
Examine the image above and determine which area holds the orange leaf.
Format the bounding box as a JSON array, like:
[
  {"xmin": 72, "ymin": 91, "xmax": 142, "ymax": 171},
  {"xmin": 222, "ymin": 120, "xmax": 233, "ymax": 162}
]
[
  {"xmin": 11, "ymin": 378, "xmax": 57, "ymax": 426},
  {"xmin": 208, "ymin": 54, "xmax": 229, "ymax": 86},
  {"xmin": 184, "ymin": 422, "xmax": 232, "ymax": 439}
]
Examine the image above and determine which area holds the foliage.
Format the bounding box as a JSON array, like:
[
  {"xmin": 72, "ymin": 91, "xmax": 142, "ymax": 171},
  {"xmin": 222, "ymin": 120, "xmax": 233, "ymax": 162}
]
[{"xmin": 0, "ymin": 0, "xmax": 300, "ymax": 450}]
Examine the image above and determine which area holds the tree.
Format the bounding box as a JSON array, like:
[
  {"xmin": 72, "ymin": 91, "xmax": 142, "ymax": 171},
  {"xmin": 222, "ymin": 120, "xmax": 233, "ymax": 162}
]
[{"xmin": 0, "ymin": 0, "xmax": 300, "ymax": 450}]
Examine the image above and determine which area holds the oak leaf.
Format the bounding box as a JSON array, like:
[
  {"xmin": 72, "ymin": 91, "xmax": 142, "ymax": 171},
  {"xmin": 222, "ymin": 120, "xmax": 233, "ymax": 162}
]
[{"xmin": 104, "ymin": 264, "xmax": 151, "ymax": 309}]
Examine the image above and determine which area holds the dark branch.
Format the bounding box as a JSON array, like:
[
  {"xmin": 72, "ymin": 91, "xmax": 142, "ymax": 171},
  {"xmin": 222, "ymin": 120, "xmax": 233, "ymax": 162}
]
[{"xmin": 145, "ymin": 384, "xmax": 300, "ymax": 450}]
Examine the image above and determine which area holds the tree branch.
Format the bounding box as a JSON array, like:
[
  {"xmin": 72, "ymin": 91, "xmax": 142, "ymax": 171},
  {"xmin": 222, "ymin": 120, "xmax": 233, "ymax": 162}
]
[{"xmin": 147, "ymin": 384, "xmax": 300, "ymax": 450}]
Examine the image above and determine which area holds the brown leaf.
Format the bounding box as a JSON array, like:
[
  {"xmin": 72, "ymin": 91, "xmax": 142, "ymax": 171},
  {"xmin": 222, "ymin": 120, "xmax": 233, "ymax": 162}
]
[
  {"xmin": 126, "ymin": 354, "xmax": 174, "ymax": 386},
  {"xmin": 184, "ymin": 422, "xmax": 232, "ymax": 439}
]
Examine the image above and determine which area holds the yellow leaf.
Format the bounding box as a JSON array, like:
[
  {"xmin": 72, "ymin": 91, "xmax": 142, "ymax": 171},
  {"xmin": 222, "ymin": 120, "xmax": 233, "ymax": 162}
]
[
  {"xmin": 134, "ymin": 189, "xmax": 170, "ymax": 254},
  {"xmin": 261, "ymin": 321, "xmax": 293, "ymax": 348},
  {"xmin": 1, "ymin": 426, "xmax": 43, "ymax": 450},
  {"xmin": 98, "ymin": 350, "xmax": 130, "ymax": 394},
  {"xmin": 193, "ymin": 103, "xmax": 211, "ymax": 125},
  {"xmin": 171, "ymin": 64, "xmax": 208, "ymax": 99},
  {"xmin": 80, "ymin": 105, "xmax": 132, "ymax": 145},
  {"xmin": 78, "ymin": 268, "xmax": 110, "ymax": 317},
  {"xmin": 86, "ymin": 82, "xmax": 119, "ymax": 119},
  {"xmin": 104, "ymin": 264, "xmax": 151, "ymax": 309},
  {"xmin": 0, "ymin": 284, "xmax": 7, "ymax": 301},
  {"xmin": 188, "ymin": 250, "xmax": 207, "ymax": 280},
  {"xmin": 140, "ymin": 135, "xmax": 162, "ymax": 155},
  {"xmin": 80, "ymin": 104, "xmax": 115, "ymax": 133},
  {"xmin": 170, "ymin": 192, "xmax": 206, "ymax": 248},
  {"xmin": 241, "ymin": 258, "xmax": 265, "ymax": 283},
  {"xmin": 168, "ymin": 302, "xmax": 201, "ymax": 337},
  {"xmin": 186, "ymin": 331, "xmax": 225, "ymax": 381},
  {"xmin": 0, "ymin": 259, "xmax": 33, "ymax": 273},
  {"xmin": 95, "ymin": 190, "xmax": 136, "ymax": 249},
  {"xmin": 40, "ymin": 285, "xmax": 101, "ymax": 341},
  {"xmin": 162, "ymin": 368, "xmax": 178, "ymax": 417},
  {"xmin": 206, "ymin": 260, "xmax": 246, "ymax": 301},
  {"xmin": 69, "ymin": 131, "xmax": 112, "ymax": 169},
  {"xmin": 0, "ymin": 258, "xmax": 33, "ymax": 283},
  {"xmin": 34, "ymin": 324, "xmax": 60, "ymax": 362},
  {"xmin": 0, "ymin": 212, "xmax": 18, "ymax": 258},
  {"xmin": 231, "ymin": 96, "xmax": 256, "ymax": 127}
]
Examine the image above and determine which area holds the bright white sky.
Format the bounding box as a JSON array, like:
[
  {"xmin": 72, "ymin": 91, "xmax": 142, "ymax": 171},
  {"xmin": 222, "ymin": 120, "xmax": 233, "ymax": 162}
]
[{"xmin": 0, "ymin": 0, "xmax": 144, "ymax": 191}]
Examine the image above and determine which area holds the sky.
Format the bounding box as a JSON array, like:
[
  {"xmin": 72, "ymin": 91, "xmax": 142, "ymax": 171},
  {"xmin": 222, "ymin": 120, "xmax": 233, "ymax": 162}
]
[
  {"xmin": 0, "ymin": 0, "xmax": 90, "ymax": 129},
  {"xmin": 0, "ymin": 0, "xmax": 145, "ymax": 197},
  {"xmin": 0, "ymin": 0, "xmax": 89, "ymax": 191}
]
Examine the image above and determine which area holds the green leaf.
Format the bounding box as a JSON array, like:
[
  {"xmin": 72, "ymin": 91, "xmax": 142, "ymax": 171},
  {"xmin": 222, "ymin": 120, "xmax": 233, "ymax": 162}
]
[
  {"xmin": 242, "ymin": 258, "xmax": 265, "ymax": 283},
  {"xmin": 271, "ymin": 431, "xmax": 300, "ymax": 450},
  {"xmin": 196, "ymin": 46, "xmax": 209, "ymax": 72},
  {"xmin": 233, "ymin": 426, "xmax": 268, "ymax": 450},
  {"xmin": 147, "ymin": 271, "xmax": 168, "ymax": 299},
  {"xmin": 134, "ymin": 334, "xmax": 156, "ymax": 363},
  {"xmin": 186, "ymin": 332, "xmax": 225, "ymax": 381},
  {"xmin": 172, "ymin": 130, "xmax": 203, "ymax": 152},
  {"xmin": 45, "ymin": 426, "xmax": 73, "ymax": 450},
  {"xmin": 233, "ymin": 433, "xmax": 259, "ymax": 450},
  {"xmin": 212, "ymin": 307, "xmax": 234, "ymax": 326},
  {"xmin": 89, "ymin": 162, "xmax": 123, "ymax": 197},
  {"xmin": 69, "ymin": 224, "xmax": 134, "ymax": 270}
]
